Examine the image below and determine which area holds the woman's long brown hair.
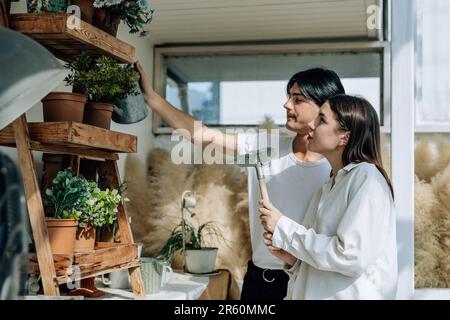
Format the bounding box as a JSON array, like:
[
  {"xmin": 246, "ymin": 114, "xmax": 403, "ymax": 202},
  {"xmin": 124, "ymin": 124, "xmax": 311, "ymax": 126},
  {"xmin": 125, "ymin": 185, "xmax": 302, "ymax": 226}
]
[{"xmin": 328, "ymin": 94, "xmax": 394, "ymax": 199}]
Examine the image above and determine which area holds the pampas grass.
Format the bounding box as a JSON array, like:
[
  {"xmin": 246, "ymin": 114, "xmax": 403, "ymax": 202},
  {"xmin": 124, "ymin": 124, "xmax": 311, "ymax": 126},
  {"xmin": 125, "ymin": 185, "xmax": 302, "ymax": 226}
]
[
  {"xmin": 414, "ymin": 176, "xmax": 447, "ymax": 288},
  {"xmin": 415, "ymin": 137, "xmax": 450, "ymax": 182},
  {"xmin": 124, "ymin": 149, "xmax": 251, "ymax": 298},
  {"xmin": 430, "ymin": 164, "xmax": 450, "ymax": 286},
  {"xmin": 414, "ymin": 136, "xmax": 450, "ymax": 288},
  {"xmin": 125, "ymin": 149, "xmax": 195, "ymax": 258},
  {"xmin": 190, "ymin": 164, "xmax": 251, "ymax": 280}
]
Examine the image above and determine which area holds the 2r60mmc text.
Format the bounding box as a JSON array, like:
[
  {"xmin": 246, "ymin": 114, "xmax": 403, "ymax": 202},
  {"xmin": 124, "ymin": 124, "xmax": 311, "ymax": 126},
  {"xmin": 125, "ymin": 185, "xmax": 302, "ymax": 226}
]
[{"xmin": 217, "ymin": 304, "xmax": 276, "ymax": 315}]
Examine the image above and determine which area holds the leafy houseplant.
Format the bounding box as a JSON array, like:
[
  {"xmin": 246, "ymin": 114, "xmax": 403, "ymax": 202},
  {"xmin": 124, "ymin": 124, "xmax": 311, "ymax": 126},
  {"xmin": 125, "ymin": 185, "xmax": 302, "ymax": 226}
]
[
  {"xmin": 158, "ymin": 219, "xmax": 224, "ymax": 274},
  {"xmin": 27, "ymin": 0, "xmax": 69, "ymax": 13},
  {"xmin": 45, "ymin": 168, "xmax": 123, "ymax": 253},
  {"xmin": 64, "ymin": 50, "xmax": 92, "ymax": 96},
  {"xmin": 64, "ymin": 52, "xmax": 139, "ymax": 103},
  {"xmin": 42, "ymin": 52, "xmax": 92, "ymax": 123},
  {"xmin": 74, "ymin": 55, "xmax": 139, "ymax": 129},
  {"xmin": 44, "ymin": 168, "xmax": 89, "ymax": 220},
  {"xmin": 74, "ymin": 181, "xmax": 123, "ymax": 252},
  {"xmin": 92, "ymin": 0, "xmax": 154, "ymax": 37},
  {"xmin": 83, "ymin": 56, "xmax": 139, "ymax": 104},
  {"xmin": 79, "ymin": 182, "xmax": 122, "ymax": 229},
  {"xmin": 44, "ymin": 168, "xmax": 89, "ymax": 255}
]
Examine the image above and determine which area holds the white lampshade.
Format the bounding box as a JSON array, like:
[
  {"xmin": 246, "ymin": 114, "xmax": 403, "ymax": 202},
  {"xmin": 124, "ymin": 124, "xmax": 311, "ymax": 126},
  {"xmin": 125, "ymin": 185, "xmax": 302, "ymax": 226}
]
[{"xmin": 0, "ymin": 28, "xmax": 67, "ymax": 130}]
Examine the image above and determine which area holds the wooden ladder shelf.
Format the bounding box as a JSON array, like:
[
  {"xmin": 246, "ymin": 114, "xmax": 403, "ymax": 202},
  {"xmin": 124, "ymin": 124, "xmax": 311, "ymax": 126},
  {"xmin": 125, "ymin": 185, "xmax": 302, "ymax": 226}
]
[
  {"xmin": 0, "ymin": 117, "xmax": 145, "ymax": 297},
  {"xmin": 1, "ymin": 8, "xmax": 144, "ymax": 297}
]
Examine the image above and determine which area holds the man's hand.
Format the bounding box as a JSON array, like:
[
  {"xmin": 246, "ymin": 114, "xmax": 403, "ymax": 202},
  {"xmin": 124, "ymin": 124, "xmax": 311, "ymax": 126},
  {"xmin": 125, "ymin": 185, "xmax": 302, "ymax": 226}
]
[
  {"xmin": 134, "ymin": 61, "xmax": 154, "ymax": 99},
  {"xmin": 259, "ymin": 199, "xmax": 283, "ymax": 234},
  {"xmin": 263, "ymin": 232, "xmax": 297, "ymax": 267}
]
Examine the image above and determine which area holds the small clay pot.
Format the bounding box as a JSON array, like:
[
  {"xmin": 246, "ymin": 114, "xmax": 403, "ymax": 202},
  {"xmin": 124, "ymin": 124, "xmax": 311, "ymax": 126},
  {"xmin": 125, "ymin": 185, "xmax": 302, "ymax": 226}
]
[
  {"xmin": 42, "ymin": 92, "xmax": 87, "ymax": 123},
  {"xmin": 74, "ymin": 226, "xmax": 96, "ymax": 253},
  {"xmin": 71, "ymin": 0, "xmax": 95, "ymax": 24},
  {"xmin": 83, "ymin": 102, "xmax": 114, "ymax": 129},
  {"xmin": 46, "ymin": 218, "xmax": 78, "ymax": 255},
  {"xmin": 92, "ymin": 8, "xmax": 120, "ymax": 37}
]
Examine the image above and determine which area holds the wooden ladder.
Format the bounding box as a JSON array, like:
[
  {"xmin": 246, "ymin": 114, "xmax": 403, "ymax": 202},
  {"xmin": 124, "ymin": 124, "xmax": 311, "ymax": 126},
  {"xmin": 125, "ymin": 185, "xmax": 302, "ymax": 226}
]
[{"xmin": 11, "ymin": 114, "xmax": 144, "ymax": 297}]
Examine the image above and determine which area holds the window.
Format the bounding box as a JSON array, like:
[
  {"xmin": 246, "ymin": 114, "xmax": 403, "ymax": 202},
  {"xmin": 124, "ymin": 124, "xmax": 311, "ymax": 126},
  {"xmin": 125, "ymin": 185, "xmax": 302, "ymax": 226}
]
[
  {"xmin": 154, "ymin": 44, "xmax": 388, "ymax": 133},
  {"xmin": 415, "ymin": 0, "xmax": 450, "ymax": 132}
]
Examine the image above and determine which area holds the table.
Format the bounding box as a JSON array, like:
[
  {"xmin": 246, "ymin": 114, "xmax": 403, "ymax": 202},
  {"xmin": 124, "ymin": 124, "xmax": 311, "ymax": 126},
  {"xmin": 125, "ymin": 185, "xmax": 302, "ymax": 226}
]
[{"xmin": 92, "ymin": 270, "xmax": 231, "ymax": 300}]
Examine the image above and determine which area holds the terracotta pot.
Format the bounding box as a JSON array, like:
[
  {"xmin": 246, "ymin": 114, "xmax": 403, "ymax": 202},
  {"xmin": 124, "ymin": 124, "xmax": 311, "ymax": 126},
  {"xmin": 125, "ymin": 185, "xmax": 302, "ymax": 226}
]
[
  {"xmin": 83, "ymin": 102, "xmax": 114, "ymax": 129},
  {"xmin": 74, "ymin": 226, "xmax": 96, "ymax": 253},
  {"xmin": 46, "ymin": 218, "xmax": 78, "ymax": 255},
  {"xmin": 92, "ymin": 8, "xmax": 120, "ymax": 37},
  {"xmin": 42, "ymin": 92, "xmax": 87, "ymax": 123},
  {"xmin": 71, "ymin": 0, "xmax": 95, "ymax": 24}
]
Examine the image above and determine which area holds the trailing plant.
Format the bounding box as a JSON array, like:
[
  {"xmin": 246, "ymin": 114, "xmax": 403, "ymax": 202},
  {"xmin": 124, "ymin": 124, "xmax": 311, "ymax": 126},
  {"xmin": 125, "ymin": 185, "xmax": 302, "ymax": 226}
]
[
  {"xmin": 44, "ymin": 168, "xmax": 89, "ymax": 219},
  {"xmin": 93, "ymin": 0, "xmax": 154, "ymax": 36},
  {"xmin": 158, "ymin": 219, "xmax": 224, "ymax": 263}
]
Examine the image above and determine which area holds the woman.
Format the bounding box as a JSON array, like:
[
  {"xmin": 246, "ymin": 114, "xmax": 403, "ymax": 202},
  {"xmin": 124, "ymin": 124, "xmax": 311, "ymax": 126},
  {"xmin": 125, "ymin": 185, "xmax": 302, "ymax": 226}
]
[{"xmin": 259, "ymin": 95, "xmax": 398, "ymax": 300}]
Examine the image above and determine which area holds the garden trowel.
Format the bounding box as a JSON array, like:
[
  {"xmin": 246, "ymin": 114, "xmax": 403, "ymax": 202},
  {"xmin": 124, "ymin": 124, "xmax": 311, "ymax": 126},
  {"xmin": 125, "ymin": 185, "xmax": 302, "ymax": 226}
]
[{"xmin": 236, "ymin": 148, "xmax": 276, "ymax": 203}]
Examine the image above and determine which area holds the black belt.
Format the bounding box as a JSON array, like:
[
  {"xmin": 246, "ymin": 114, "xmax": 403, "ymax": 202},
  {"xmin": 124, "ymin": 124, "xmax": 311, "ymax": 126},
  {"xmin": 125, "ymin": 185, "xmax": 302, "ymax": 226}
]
[{"xmin": 248, "ymin": 260, "xmax": 286, "ymax": 283}]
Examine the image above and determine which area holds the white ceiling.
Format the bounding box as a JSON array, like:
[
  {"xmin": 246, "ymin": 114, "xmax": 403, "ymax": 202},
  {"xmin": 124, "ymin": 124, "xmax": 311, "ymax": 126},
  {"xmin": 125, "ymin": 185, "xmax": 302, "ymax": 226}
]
[{"xmin": 147, "ymin": 0, "xmax": 382, "ymax": 45}]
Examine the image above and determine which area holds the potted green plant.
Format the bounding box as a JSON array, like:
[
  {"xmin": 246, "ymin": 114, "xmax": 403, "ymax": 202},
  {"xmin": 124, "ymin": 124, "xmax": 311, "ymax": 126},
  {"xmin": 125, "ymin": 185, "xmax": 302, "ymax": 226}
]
[
  {"xmin": 74, "ymin": 181, "xmax": 123, "ymax": 253},
  {"xmin": 27, "ymin": 0, "xmax": 94, "ymax": 23},
  {"xmin": 82, "ymin": 55, "xmax": 139, "ymax": 129},
  {"xmin": 158, "ymin": 219, "xmax": 224, "ymax": 274},
  {"xmin": 42, "ymin": 51, "xmax": 91, "ymax": 123},
  {"xmin": 27, "ymin": 0, "xmax": 69, "ymax": 13},
  {"xmin": 92, "ymin": 0, "xmax": 154, "ymax": 37},
  {"xmin": 44, "ymin": 168, "xmax": 89, "ymax": 255}
]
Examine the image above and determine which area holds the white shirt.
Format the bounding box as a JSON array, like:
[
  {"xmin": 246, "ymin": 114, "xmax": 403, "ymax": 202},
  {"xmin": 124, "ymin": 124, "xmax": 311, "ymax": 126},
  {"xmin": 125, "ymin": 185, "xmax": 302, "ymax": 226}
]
[
  {"xmin": 237, "ymin": 132, "xmax": 331, "ymax": 270},
  {"xmin": 272, "ymin": 162, "xmax": 398, "ymax": 300}
]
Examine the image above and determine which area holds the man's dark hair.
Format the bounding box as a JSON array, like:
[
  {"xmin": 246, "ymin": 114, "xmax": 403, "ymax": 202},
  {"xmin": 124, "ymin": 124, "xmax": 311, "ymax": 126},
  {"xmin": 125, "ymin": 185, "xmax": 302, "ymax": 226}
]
[{"xmin": 287, "ymin": 68, "xmax": 345, "ymax": 106}]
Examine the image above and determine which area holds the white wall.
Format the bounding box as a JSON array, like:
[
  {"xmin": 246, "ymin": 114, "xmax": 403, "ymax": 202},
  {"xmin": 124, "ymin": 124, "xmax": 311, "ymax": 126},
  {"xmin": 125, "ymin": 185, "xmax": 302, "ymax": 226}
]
[
  {"xmin": 2, "ymin": 1, "xmax": 155, "ymax": 181},
  {"xmin": 114, "ymin": 23, "xmax": 154, "ymax": 178}
]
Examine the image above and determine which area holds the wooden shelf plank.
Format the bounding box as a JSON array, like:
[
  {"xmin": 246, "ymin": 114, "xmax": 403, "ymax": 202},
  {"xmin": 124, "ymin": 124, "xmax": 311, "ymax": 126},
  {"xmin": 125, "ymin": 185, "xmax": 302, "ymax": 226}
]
[
  {"xmin": 0, "ymin": 122, "xmax": 137, "ymax": 154},
  {"xmin": 29, "ymin": 243, "xmax": 140, "ymax": 285},
  {"xmin": 9, "ymin": 13, "xmax": 135, "ymax": 64},
  {"xmin": 56, "ymin": 260, "xmax": 141, "ymax": 285}
]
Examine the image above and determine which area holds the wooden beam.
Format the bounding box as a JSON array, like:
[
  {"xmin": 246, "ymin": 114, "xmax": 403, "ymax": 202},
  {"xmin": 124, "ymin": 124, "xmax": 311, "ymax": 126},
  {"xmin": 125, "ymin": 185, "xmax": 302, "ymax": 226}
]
[
  {"xmin": 29, "ymin": 254, "xmax": 73, "ymax": 276},
  {"xmin": 0, "ymin": 0, "xmax": 10, "ymax": 27},
  {"xmin": 0, "ymin": 122, "xmax": 137, "ymax": 153},
  {"xmin": 13, "ymin": 115, "xmax": 59, "ymax": 296},
  {"xmin": 29, "ymin": 243, "xmax": 139, "ymax": 280},
  {"xmin": 74, "ymin": 243, "xmax": 137, "ymax": 266},
  {"xmin": 30, "ymin": 142, "xmax": 118, "ymax": 161},
  {"xmin": 69, "ymin": 122, "xmax": 137, "ymax": 153},
  {"xmin": 56, "ymin": 261, "xmax": 141, "ymax": 285},
  {"xmin": 97, "ymin": 161, "xmax": 145, "ymax": 297}
]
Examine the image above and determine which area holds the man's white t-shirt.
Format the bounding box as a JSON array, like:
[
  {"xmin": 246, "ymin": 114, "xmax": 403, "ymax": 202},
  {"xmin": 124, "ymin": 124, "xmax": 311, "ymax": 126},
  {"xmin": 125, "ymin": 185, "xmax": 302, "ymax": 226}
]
[{"xmin": 237, "ymin": 132, "xmax": 331, "ymax": 270}]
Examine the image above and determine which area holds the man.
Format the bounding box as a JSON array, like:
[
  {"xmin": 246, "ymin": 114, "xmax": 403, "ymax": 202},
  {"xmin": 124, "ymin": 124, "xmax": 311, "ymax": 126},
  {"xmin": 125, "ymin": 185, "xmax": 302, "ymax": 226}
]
[{"xmin": 135, "ymin": 63, "xmax": 345, "ymax": 299}]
